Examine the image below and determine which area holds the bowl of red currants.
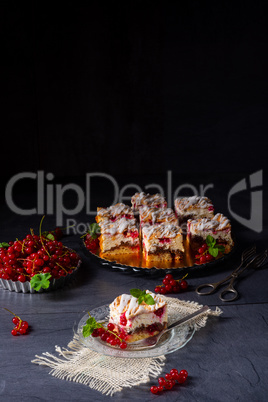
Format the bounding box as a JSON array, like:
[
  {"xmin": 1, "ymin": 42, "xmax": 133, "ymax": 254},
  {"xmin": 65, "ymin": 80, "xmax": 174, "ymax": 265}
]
[{"xmin": 0, "ymin": 227, "xmax": 81, "ymax": 293}]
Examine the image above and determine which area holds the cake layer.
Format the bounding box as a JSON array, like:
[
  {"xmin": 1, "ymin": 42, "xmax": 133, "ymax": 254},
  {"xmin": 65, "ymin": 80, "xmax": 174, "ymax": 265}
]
[
  {"xmin": 96, "ymin": 203, "xmax": 134, "ymax": 223},
  {"xmin": 131, "ymin": 192, "xmax": 167, "ymax": 212}
]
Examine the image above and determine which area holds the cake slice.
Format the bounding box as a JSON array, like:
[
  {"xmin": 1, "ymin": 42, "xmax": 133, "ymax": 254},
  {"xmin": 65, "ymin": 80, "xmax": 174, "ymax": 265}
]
[
  {"xmin": 98, "ymin": 217, "xmax": 140, "ymax": 257},
  {"xmin": 131, "ymin": 192, "xmax": 167, "ymax": 212},
  {"xmin": 108, "ymin": 290, "xmax": 168, "ymax": 342},
  {"xmin": 96, "ymin": 203, "xmax": 134, "ymax": 224},
  {"xmin": 187, "ymin": 213, "xmax": 233, "ymax": 253},
  {"xmin": 174, "ymin": 196, "xmax": 214, "ymax": 226},
  {"xmin": 139, "ymin": 206, "xmax": 178, "ymax": 228},
  {"xmin": 142, "ymin": 223, "xmax": 184, "ymax": 261}
]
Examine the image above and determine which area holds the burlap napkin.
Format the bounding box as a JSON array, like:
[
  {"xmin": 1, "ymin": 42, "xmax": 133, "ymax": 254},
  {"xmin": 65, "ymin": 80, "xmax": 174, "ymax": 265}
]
[{"xmin": 32, "ymin": 297, "xmax": 222, "ymax": 396}]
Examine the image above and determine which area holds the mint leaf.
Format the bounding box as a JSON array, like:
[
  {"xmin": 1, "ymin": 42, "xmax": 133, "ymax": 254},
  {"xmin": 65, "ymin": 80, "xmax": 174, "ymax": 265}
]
[
  {"xmin": 88, "ymin": 223, "xmax": 101, "ymax": 239},
  {"xmin": 82, "ymin": 314, "xmax": 102, "ymax": 338},
  {"xmin": 144, "ymin": 294, "xmax": 155, "ymax": 305},
  {"xmin": 209, "ymin": 247, "xmax": 218, "ymax": 258},
  {"xmin": 30, "ymin": 273, "xmax": 51, "ymax": 291},
  {"xmin": 217, "ymin": 245, "xmax": 225, "ymax": 253},
  {"xmin": 206, "ymin": 235, "xmax": 216, "ymax": 247},
  {"xmin": 0, "ymin": 242, "xmax": 9, "ymax": 248},
  {"xmin": 130, "ymin": 288, "xmax": 142, "ymax": 298},
  {"xmin": 130, "ymin": 288, "xmax": 155, "ymax": 305}
]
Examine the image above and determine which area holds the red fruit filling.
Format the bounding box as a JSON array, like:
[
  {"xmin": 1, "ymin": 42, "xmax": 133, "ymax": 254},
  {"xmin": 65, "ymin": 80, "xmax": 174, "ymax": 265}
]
[{"xmin": 159, "ymin": 238, "xmax": 171, "ymax": 244}]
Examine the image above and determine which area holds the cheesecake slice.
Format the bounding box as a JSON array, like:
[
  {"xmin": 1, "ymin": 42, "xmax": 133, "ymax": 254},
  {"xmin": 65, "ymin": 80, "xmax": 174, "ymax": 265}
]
[{"xmin": 108, "ymin": 290, "xmax": 168, "ymax": 343}]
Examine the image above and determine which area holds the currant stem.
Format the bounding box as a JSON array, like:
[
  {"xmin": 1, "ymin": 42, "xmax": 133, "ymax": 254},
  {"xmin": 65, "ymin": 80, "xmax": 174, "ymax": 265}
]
[
  {"xmin": 39, "ymin": 215, "xmax": 51, "ymax": 257},
  {"xmin": 3, "ymin": 307, "xmax": 16, "ymax": 316}
]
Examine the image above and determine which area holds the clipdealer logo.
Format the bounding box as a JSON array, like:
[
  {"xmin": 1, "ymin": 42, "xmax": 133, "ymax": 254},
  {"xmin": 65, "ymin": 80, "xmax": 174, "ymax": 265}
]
[
  {"xmin": 228, "ymin": 170, "xmax": 263, "ymax": 233},
  {"xmin": 4, "ymin": 170, "xmax": 263, "ymax": 234},
  {"xmin": 5, "ymin": 171, "xmax": 213, "ymax": 232}
]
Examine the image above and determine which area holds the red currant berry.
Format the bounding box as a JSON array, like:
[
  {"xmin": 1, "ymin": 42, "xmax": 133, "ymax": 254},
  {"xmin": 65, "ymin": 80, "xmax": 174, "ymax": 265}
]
[
  {"xmin": 180, "ymin": 280, "xmax": 188, "ymax": 290},
  {"xmin": 201, "ymin": 244, "xmax": 208, "ymax": 251},
  {"xmin": 12, "ymin": 317, "xmax": 20, "ymax": 325},
  {"xmin": 177, "ymin": 374, "xmax": 187, "ymax": 384},
  {"xmin": 180, "ymin": 369, "xmax": 188, "ymax": 377},
  {"xmin": 198, "ymin": 247, "xmax": 204, "ymax": 254},
  {"xmin": 150, "ymin": 386, "xmax": 159, "ymax": 394},
  {"xmin": 164, "ymin": 380, "xmax": 173, "ymax": 389},
  {"xmin": 170, "ymin": 368, "xmax": 179, "ymax": 375},
  {"xmin": 107, "ymin": 323, "xmax": 115, "ymax": 331},
  {"xmin": 11, "ymin": 329, "xmax": 18, "ymax": 336},
  {"xmin": 164, "ymin": 274, "xmax": 173, "ymax": 281},
  {"xmin": 172, "ymin": 284, "xmax": 181, "ymax": 293},
  {"xmin": 165, "ymin": 284, "xmax": 172, "ymax": 293},
  {"xmin": 119, "ymin": 341, "xmax": 127, "ymax": 349},
  {"xmin": 206, "ymin": 253, "xmax": 213, "ymax": 262},
  {"xmin": 21, "ymin": 321, "xmax": 29, "ymax": 329},
  {"xmin": 157, "ymin": 385, "xmax": 163, "ymax": 392},
  {"xmin": 19, "ymin": 327, "xmax": 27, "ymax": 335},
  {"xmin": 18, "ymin": 275, "xmax": 26, "ymax": 283},
  {"xmin": 91, "ymin": 329, "xmax": 100, "ymax": 337},
  {"xmin": 158, "ymin": 377, "xmax": 166, "ymax": 386},
  {"xmin": 101, "ymin": 332, "xmax": 108, "ymax": 342},
  {"xmin": 170, "ymin": 279, "xmax": 177, "ymax": 287},
  {"xmin": 154, "ymin": 286, "xmax": 161, "ymax": 293},
  {"xmin": 98, "ymin": 327, "xmax": 105, "ymax": 336},
  {"xmin": 165, "ymin": 373, "xmax": 172, "ymax": 380},
  {"xmin": 160, "ymin": 287, "xmax": 167, "ymax": 295},
  {"xmin": 200, "ymin": 255, "xmax": 206, "ymax": 264}
]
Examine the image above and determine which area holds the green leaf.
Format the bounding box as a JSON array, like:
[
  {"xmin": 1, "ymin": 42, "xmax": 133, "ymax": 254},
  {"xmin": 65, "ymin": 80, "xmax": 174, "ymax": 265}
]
[
  {"xmin": 206, "ymin": 235, "xmax": 216, "ymax": 247},
  {"xmin": 42, "ymin": 231, "xmax": 55, "ymax": 241},
  {"xmin": 130, "ymin": 288, "xmax": 155, "ymax": 305},
  {"xmin": 130, "ymin": 288, "xmax": 142, "ymax": 298},
  {"xmin": 144, "ymin": 294, "xmax": 156, "ymax": 305},
  {"xmin": 82, "ymin": 314, "xmax": 102, "ymax": 338},
  {"xmin": 83, "ymin": 317, "xmax": 97, "ymax": 337},
  {"xmin": 87, "ymin": 223, "xmax": 101, "ymax": 239},
  {"xmin": 209, "ymin": 247, "xmax": 218, "ymax": 258},
  {"xmin": 0, "ymin": 242, "xmax": 9, "ymax": 248},
  {"xmin": 30, "ymin": 273, "xmax": 52, "ymax": 291},
  {"xmin": 217, "ymin": 245, "xmax": 225, "ymax": 253}
]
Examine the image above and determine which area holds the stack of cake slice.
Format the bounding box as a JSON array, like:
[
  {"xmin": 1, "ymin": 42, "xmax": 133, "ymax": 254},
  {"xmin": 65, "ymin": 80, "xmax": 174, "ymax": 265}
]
[
  {"xmin": 187, "ymin": 213, "xmax": 233, "ymax": 253},
  {"xmin": 97, "ymin": 203, "xmax": 140, "ymax": 257}
]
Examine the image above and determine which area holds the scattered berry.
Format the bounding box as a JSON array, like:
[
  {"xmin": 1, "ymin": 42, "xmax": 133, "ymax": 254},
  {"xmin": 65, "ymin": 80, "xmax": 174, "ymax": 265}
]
[
  {"xmin": 4, "ymin": 308, "xmax": 30, "ymax": 336},
  {"xmin": 154, "ymin": 273, "xmax": 189, "ymax": 295},
  {"xmin": 150, "ymin": 368, "xmax": 188, "ymax": 393}
]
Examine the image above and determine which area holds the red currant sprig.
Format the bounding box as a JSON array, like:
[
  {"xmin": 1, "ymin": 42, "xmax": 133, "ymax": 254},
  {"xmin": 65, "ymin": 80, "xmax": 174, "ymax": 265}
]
[
  {"xmin": 150, "ymin": 368, "xmax": 188, "ymax": 393},
  {"xmin": 195, "ymin": 243, "xmax": 214, "ymax": 264},
  {"xmin": 155, "ymin": 273, "xmax": 188, "ymax": 295},
  {"xmin": 4, "ymin": 308, "xmax": 29, "ymax": 336},
  {"xmin": 91, "ymin": 322, "xmax": 128, "ymax": 349}
]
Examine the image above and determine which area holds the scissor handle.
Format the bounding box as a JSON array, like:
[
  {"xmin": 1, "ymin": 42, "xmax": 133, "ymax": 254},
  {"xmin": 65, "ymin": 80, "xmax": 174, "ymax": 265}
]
[
  {"xmin": 219, "ymin": 282, "xmax": 238, "ymax": 302},
  {"xmin": 195, "ymin": 282, "xmax": 219, "ymax": 296}
]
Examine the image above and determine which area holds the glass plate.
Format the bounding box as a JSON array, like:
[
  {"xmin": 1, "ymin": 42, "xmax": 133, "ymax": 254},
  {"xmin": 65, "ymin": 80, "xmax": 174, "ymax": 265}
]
[{"xmin": 76, "ymin": 304, "xmax": 196, "ymax": 358}]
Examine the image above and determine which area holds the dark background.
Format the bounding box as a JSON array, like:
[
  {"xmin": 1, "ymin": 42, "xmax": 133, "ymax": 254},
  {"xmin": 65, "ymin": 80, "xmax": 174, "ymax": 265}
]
[{"xmin": 1, "ymin": 1, "xmax": 267, "ymax": 179}]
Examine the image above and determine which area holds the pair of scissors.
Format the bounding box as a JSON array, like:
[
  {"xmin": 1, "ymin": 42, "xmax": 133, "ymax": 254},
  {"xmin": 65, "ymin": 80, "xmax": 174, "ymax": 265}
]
[{"xmin": 195, "ymin": 246, "xmax": 267, "ymax": 302}]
